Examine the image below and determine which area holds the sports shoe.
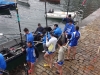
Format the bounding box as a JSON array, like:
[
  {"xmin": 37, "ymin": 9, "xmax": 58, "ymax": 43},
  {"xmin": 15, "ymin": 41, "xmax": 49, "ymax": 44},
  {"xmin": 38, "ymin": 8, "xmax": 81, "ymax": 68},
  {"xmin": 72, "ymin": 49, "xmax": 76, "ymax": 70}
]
[{"xmin": 44, "ymin": 64, "xmax": 49, "ymax": 67}]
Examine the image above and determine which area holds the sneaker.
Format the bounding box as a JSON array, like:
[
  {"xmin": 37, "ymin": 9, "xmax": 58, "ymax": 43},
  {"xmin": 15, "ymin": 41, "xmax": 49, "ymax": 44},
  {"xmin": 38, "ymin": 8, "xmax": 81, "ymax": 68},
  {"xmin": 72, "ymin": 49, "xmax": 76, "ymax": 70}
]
[
  {"xmin": 42, "ymin": 50, "xmax": 46, "ymax": 53},
  {"xmin": 44, "ymin": 64, "xmax": 49, "ymax": 67}
]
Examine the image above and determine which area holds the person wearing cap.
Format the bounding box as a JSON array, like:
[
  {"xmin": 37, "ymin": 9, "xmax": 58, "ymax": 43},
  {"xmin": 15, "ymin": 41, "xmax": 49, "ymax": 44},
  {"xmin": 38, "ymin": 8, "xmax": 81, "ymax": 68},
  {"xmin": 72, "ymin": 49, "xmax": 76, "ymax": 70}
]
[
  {"xmin": 62, "ymin": 14, "xmax": 74, "ymax": 24},
  {"xmin": 44, "ymin": 32, "xmax": 57, "ymax": 68},
  {"xmin": 63, "ymin": 19, "xmax": 75, "ymax": 44},
  {"xmin": 23, "ymin": 28, "xmax": 34, "ymax": 45},
  {"xmin": 0, "ymin": 53, "xmax": 6, "ymax": 75},
  {"xmin": 53, "ymin": 24, "xmax": 62, "ymax": 38}
]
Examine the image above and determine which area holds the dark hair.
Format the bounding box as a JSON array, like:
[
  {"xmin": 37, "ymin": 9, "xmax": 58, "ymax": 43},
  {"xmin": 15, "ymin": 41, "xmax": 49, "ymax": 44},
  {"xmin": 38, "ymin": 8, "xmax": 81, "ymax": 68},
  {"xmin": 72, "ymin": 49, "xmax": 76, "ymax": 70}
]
[
  {"xmin": 50, "ymin": 32, "xmax": 54, "ymax": 36},
  {"xmin": 28, "ymin": 41, "xmax": 32, "ymax": 45},
  {"xmin": 57, "ymin": 40, "xmax": 63, "ymax": 46},
  {"xmin": 54, "ymin": 24, "xmax": 58, "ymax": 27},
  {"xmin": 76, "ymin": 26, "xmax": 79, "ymax": 31},
  {"xmin": 42, "ymin": 29, "xmax": 46, "ymax": 35},
  {"xmin": 38, "ymin": 23, "xmax": 41, "ymax": 26},
  {"xmin": 69, "ymin": 19, "xmax": 73, "ymax": 23},
  {"xmin": 68, "ymin": 14, "xmax": 71, "ymax": 17},
  {"xmin": 24, "ymin": 28, "xmax": 29, "ymax": 32}
]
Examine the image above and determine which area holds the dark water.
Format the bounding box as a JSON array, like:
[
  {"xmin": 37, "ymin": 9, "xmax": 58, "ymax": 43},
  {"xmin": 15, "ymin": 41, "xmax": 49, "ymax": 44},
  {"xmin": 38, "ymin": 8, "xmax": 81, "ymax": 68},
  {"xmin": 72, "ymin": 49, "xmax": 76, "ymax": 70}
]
[{"xmin": 0, "ymin": 0, "xmax": 100, "ymax": 43}]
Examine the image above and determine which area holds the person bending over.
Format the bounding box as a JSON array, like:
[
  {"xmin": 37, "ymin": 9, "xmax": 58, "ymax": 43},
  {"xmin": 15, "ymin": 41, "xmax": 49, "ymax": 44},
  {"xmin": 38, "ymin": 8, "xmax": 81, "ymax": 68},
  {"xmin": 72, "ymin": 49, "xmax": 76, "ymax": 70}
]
[{"xmin": 53, "ymin": 24, "xmax": 62, "ymax": 38}]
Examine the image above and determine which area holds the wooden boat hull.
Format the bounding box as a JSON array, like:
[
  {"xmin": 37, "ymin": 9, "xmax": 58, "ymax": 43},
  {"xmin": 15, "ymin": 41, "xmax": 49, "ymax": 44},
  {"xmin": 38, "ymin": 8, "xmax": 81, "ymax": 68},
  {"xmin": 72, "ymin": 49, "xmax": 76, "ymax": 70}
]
[{"xmin": 0, "ymin": 36, "xmax": 43, "ymax": 71}]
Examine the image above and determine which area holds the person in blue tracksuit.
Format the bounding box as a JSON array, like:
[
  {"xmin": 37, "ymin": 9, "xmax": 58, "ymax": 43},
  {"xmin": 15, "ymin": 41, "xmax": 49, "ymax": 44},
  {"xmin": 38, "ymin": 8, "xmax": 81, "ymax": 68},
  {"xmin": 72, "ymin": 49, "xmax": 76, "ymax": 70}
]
[
  {"xmin": 66, "ymin": 26, "xmax": 80, "ymax": 60},
  {"xmin": 53, "ymin": 24, "xmax": 62, "ymax": 38},
  {"xmin": 26, "ymin": 41, "xmax": 36, "ymax": 74},
  {"xmin": 24, "ymin": 28, "xmax": 34, "ymax": 45},
  {"xmin": 0, "ymin": 53, "xmax": 6, "ymax": 75},
  {"xmin": 62, "ymin": 14, "xmax": 74, "ymax": 24},
  {"xmin": 42, "ymin": 30, "xmax": 51, "ymax": 53},
  {"xmin": 63, "ymin": 20, "xmax": 75, "ymax": 43}
]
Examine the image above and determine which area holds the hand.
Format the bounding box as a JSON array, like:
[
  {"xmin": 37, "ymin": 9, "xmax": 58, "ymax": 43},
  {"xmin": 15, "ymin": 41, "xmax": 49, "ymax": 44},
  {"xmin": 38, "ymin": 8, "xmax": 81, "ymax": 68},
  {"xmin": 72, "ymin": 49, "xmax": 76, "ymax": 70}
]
[
  {"xmin": 36, "ymin": 58, "xmax": 38, "ymax": 62},
  {"xmin": 21, "ymin": 48, "xmax": 25, "ymax": 52}
]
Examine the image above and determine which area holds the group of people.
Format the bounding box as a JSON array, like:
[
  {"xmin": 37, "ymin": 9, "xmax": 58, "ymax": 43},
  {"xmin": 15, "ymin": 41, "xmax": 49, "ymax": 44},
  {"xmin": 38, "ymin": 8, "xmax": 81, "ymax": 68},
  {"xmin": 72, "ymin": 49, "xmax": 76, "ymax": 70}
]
[{"xmin": 0, "ymin": 14, "xmax": 80, "ymax": 75}]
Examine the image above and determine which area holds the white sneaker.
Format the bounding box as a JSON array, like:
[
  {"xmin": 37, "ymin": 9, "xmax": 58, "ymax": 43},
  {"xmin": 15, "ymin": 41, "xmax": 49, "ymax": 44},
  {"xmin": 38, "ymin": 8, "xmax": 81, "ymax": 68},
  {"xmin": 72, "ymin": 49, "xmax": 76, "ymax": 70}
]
[{"xmin": 42, "ymin": 50, "xmax": 46, "ymax": 53}]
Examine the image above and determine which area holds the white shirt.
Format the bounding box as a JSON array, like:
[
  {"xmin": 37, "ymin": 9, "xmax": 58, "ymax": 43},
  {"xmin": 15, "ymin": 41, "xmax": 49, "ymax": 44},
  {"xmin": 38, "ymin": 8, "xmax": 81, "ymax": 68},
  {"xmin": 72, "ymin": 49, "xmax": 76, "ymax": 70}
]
[{"xmin": 46, "ymin": 36, "xmax": 57, "ymax": 52}]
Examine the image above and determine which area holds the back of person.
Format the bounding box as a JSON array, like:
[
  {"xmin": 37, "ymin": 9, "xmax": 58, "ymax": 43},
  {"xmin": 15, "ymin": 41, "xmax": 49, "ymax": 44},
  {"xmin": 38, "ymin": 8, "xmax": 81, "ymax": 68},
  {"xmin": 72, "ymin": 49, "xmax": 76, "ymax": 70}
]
[
  {"xmin": 64, "ymin": 23, "xmax": 75, "ymax": 35},
  {"xmin": 47, "ymin": 36, "xmax": 57, "ymax": 52},
  {"xmin": 54, "ymin": 27, "xmax": 62, "ymax": 37},
  {"xmin": 0, "ymin": 53, "xmax": 6, "ymax": 70},
  {"xmin": 26, "ymin": 32, "xmax": 34, "ymax": 43},
  {"xmin": 63, "ymin": 14, "xmax": 74, "ymax": 24},
  {"xmin": 69, "ymin": 31, "xmax": 80, "ymax": 46},
  {"xmin": 58, "ymin": 46, "xmax": 65, "ymax": 62}
]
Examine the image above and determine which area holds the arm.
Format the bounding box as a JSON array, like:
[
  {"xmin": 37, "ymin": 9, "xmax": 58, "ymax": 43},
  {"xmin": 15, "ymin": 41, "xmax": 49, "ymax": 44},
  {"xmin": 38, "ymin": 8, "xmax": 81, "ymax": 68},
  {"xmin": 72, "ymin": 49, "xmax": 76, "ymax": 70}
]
[
  {"xmin": 63, "ymin": 24, "xmax": 67, "ymax": 33},
  {"xmin": 46, "ymin": 38, "xmax": 52, "ymax": 47},
  {"xmin": 70, "ymin": 32, "xmax": 74, "ymax": 41},
  {"xmin": 57, "ymin": 51, "xmax": 64, "ymax": 62},
  {"xmin": 35, "ymin": 28, "xmax": 38, "ymax": 33}
]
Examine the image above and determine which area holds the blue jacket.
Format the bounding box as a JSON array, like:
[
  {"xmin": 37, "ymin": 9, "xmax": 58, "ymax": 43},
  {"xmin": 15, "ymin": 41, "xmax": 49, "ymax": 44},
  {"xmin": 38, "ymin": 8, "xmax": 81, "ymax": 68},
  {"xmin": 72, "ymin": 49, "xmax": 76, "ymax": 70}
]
[
  {"xmin": 63, "ymin": 18, "xmax": 74, "ymax": 24},
  {"xmin": 69, "ymin": 31, "xmax": 80, "ymax": 46},
  {"xmin": 26, "ymin": 32, "xmax": 34, "ymax": 45},
  {"xmin": 42, "ymin": 32, "xmax": 51, "ymax": 44},
  {"xmin": 63, "ymin": 23, "xmax": 75, "ymax": 35},
  {"xmin": 26, "ymin": 47, "xmax": 36, "ymax": 62},
  {"xmin": 53, "ymin": 27, "xmax": 62, "ymax": 37},
  {"xmin": 0, "ymin": 53, "xmax": 6, "ymax": 70}
]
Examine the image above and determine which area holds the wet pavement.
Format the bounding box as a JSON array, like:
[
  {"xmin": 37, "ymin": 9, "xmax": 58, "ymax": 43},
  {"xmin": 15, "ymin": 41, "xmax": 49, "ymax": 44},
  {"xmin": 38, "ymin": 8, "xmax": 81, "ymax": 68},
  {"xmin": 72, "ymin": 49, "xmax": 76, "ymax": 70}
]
[
  {"xmin": 11, "ymin": 9, "xmax": 100, "ymax": 75},
  {"xmin": 34, "ymin": 17, "xmax": 100, "ymax": 75}
]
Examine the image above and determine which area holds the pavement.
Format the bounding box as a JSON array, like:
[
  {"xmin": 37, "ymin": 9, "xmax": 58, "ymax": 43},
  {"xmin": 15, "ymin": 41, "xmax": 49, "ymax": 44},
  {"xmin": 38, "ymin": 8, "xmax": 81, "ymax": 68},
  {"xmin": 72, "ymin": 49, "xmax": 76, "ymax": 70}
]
[
  {"xmin": 34, "ymin": 18, "xmax": 100, "ymax": 75},
  {"xmin": 11, "ymin": 9, "xmax": 100, "ymax": 75}
]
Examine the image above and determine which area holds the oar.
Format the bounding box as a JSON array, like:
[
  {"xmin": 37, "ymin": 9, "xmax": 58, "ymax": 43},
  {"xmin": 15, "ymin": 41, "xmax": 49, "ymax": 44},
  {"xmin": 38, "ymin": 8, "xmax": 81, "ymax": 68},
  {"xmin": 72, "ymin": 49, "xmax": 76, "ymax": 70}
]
[
  {"xmin": 0, "ymin": 33, "xmax": 24, "ymax": 36},
  {"xmin": 14, "ymin": 0, "xmax": 23, "ymax": 46}
]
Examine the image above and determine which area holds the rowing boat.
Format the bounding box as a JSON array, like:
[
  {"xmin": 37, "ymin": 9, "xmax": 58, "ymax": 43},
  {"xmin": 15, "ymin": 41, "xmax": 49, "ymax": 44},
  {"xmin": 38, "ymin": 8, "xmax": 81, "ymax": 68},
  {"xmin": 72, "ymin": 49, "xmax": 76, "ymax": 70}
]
[
  {"xmin": 46, "ymin": 11, "xmax": 76, "ymax": 19},
  {"xmin": 0, "ymin": 35, "xmax": 43, "ymax": 71}
]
